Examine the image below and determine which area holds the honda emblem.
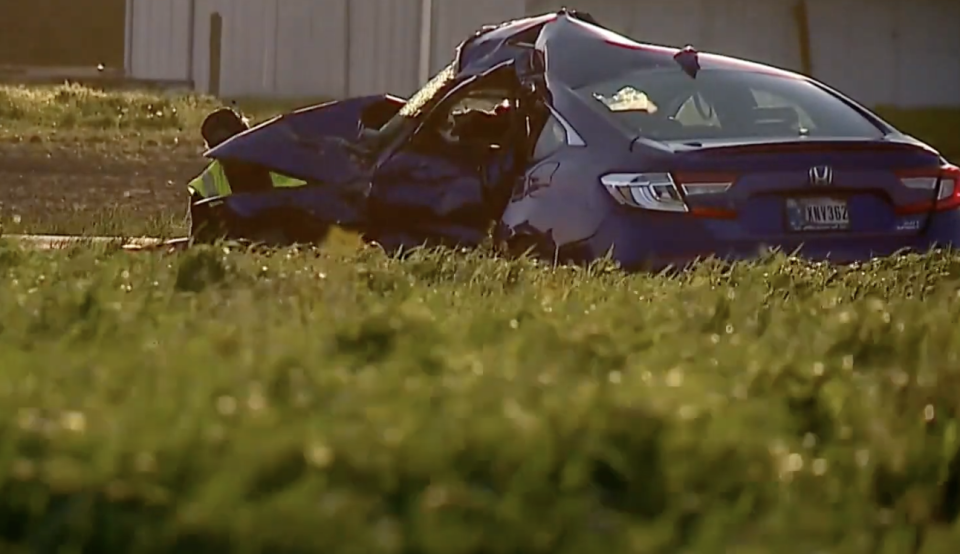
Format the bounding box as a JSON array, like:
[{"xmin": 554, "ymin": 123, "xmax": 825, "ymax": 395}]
[{"xmin": 809, "ymin": 165, "xmax": 833, "ymax": 186}]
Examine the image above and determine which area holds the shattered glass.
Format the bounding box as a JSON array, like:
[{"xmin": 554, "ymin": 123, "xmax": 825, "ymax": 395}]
[{"xmin": 398, "ymin": 61, "xmax": 458, "ymax": 118}]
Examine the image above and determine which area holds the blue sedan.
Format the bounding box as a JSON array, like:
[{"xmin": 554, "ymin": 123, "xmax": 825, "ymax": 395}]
[{"xmin": 187, "ymin": 8, "xmax": 960, "ymax": 271}]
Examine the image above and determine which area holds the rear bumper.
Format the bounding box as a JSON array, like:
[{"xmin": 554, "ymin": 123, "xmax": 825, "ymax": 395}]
[{"xmin": 580, "ymin": 207, "xmax": 960, "ymax": 271}]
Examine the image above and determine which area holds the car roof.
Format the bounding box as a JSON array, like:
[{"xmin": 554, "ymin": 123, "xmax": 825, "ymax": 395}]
[{"xmin": 459, "ymin": 10, "xmax": 807, "ymax": 83}]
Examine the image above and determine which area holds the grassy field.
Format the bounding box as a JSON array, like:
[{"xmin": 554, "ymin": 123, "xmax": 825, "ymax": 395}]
[
  {"xmin": 0, "ymin": 84, "xmax": 332, "ymax": 237},
  {"xmin": 0, "ymin": 83, "xmax": 317, "ymax": 138},
  {"xmin": 3, "ymin": 242, "xmax": 960, "ymax": 553},
  {"xmin": 3, "ymin": 84, "xmax": 960, "ymax": 552}
]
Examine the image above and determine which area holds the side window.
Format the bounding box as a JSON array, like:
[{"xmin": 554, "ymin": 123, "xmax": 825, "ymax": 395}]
[
  {"xmin": 410, "ymin": 64, "xmax": 520, "ymax": 151},
  {"xmin": 532, "ymin": 115, "xmax": 567, "ymax": 160},
  {"xmin": 751, "ymin": 89, "xmax": 817, "ymax": 131},
  {"xmin": 422, "ymin": 90, "xmax": 512, "ymax": 148}
]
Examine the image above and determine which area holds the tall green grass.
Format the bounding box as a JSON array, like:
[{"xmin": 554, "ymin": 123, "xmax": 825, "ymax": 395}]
[
  {"xmin": 1, "ymin": 206, "xmax": 186, "ymax": 238},
  {"xmin": 1, "ymin": 241, "xmax": 960, "ymax": 552},
  {"xmin": 0, "ymin": 83, "xmax": 325, "ymax": 133}
]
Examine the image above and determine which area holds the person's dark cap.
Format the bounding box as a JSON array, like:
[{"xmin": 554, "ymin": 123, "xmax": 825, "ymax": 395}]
[{"xmin": 201, "ymin": 108, "xmax": 249, "ymax": 147}]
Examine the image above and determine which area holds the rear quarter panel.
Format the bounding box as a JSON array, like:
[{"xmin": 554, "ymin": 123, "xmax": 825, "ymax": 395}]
[{"xmin": 500, "ymin": 146, "xmax": 616, "ymax": 248}]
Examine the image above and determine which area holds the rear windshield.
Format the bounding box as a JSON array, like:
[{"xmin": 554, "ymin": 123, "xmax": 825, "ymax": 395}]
[{"xmin": 573, "ymin": 68, "xmax": 886, "ymax": 143}]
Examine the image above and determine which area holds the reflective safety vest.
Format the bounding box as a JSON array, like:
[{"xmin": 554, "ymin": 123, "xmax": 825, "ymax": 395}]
[{"xmin": 187, "ymin": 161, "xmax": 308, "ymax": 198}]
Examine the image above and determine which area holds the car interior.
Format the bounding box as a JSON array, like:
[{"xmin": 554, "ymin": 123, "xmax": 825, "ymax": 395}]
[
  {"xmin": 584, "ymin": 74, "xmax": 821, "ymax": 142},
  {"xmin": 370, "ymin": 71, "xmax": 538, "ymax": 232},
  {"xmin": 410, "ymin": 76, "xmax": 523, "ymax": 170}
]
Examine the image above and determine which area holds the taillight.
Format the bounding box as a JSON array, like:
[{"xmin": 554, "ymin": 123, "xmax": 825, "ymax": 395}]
[
  {"xmin": 896, "ymin": 164, "xmax": 960, "ymax": 214},
  {"xmin": 601, "ymin": 172, "xmax": 736, "ymax": 217},
  {"xmin": 938, "ymin": 165, "xmax": 960, "ymax": 211},
  {"xmin": 601, "ymin": 172, "xmax": 688, "ymax": 212},
  {"xmin": 673, "ymin": 172, "xmax": 737, "ymax": 196}
]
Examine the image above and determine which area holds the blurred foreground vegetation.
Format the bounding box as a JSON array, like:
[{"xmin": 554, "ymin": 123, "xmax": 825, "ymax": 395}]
[{"xmin": 1, "ymin": 239, "xmax": 960, "ymax": 552}]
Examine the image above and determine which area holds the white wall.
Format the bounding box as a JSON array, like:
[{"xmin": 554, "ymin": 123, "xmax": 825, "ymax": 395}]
[
  {"xmin": 345, "ymin": 0, "xmax": 422, "ymax": 98},
  {"xmin": 528, "ymin": 0, "xmax": 960, "ymax": 108},
  {"xmin": 272, "ymin": 0, "xmax": 349, "ymax": 99},
  {"xmin": 126, "ymin": 0, "xmax": 192, "ymax": 81},
  {"xmin": 526, "ymin": 0, "xmax": 804, "ymax": 70},
  {"xmin": 806, "ymin": 0, "xmax": 960, "ymax": 107},
  {"xmin": 178, "ymin": 0, "xmax": 423, "ymax": 98},
  {"xmin": 126, "ymin": 0, "xmax": 960, "ymax": 107},
  {"xmin": 187, "ymin": 0, "xmax": 299, "ymax": 97},
  {"xmin": 430, "ymin": 0, "xmax": 527, "ymax": 74}
]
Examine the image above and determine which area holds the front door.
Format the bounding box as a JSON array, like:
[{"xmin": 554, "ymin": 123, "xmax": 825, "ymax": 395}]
[{"xmin": 365, "ymin": 65, "xmax": 529, "ymax": 251}]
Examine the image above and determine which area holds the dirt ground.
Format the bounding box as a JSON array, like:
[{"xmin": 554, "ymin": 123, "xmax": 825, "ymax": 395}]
[{"xmin": 0, "ymin": 133, "xmax": 206, "ymax": 235}]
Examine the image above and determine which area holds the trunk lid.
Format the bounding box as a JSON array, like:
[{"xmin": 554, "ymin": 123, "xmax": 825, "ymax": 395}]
[{"xmin": 664, "ymin": 138, "xmax": 946, "ymax": 237}]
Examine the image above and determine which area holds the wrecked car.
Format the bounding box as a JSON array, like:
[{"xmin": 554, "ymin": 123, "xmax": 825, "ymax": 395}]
[{"xmin": 187, "ymin": 8, "xmax": 960, "ymax": 271}]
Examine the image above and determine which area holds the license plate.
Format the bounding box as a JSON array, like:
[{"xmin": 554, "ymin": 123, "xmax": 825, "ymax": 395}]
[{"xmin": 786, "ymin": 197, "xmax": 849, "ymax": 231}]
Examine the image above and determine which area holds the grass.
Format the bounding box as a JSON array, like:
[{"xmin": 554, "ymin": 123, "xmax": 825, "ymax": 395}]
[
  {"xmin": 0, "ymin": 85, "xmax": 334, "ymax": 238},
  {"xmin": 1, "ymin": 240, "xmax": 960, "ymax": 552},
  {"xmin": 3, "ymin": 83, "xmax": 960, "ymax": 552},
  {"xmin": 0, "ymin": 83, "xmax": 325, "ymax": 142},
  {"xmin": 1, "ymin": 207, "xmax": 186, "ymax": 239}
]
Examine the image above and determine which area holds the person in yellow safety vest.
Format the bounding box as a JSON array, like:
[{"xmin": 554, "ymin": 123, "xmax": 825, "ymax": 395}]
[
  {"xmin": 187, "ymin": 159, "xmax": 309, "ymax": 198},
  {"xmin": 187, "ymin": 107, "xmax": 308, "ymax": 200}
]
